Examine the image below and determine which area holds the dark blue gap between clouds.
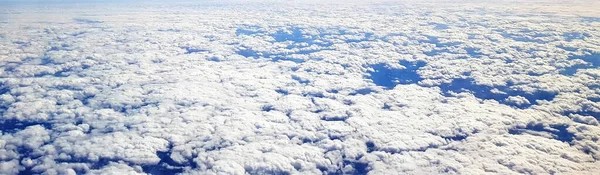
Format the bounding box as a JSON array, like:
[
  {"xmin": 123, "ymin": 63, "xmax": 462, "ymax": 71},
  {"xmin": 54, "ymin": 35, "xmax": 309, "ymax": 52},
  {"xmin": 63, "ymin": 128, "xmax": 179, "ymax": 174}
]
[
  {"xmin": 74, "ymin": 18, "xmax": 103, "ymax": 24},
  {"xmin": 0, "ymin": 119, "xmax": 52, "ymax": 134},
  {"xmin": 563, "ymin": 107, "xmax": 600, "ymax": 122},
  {"xmin": 438, "ymin": 78, "xmax": 557, "ymax": 109},
  {"xmin": 497, "ymin": 29, "xmax": 554, "ymax": 43},
  {"xmin": 560, "ymin": 52, "xmax": 600, "ymax": 76},
  {"xmin": 365, "ymin": 61, "xmax": 557, "ymax": 109},
  {"xmin": 237, "ymin": 26, "xmax": 335, "ymax": 47},
  {"xmin": 420, "ymin": 36, "xmax": 474, "ymax": 57},
  {"xmin": 500, "ymin": 30, "xmax": 590, "ymax": 44},
  {"xmin": 142, "ymin": 145, "xmax": 198, "ymax": 175},
  {"xmin": 563, "ymin": 32, "xmax": 590, "ymax": 42},
  {"xmin": 509, "ymin": 122, "xmax": 574, "ymax": 143},
  {"xmin": 582, "ymin": 17, "xmax": 600, "ymax": 23},
  {"xmin": 366, "ymin": 60, "xmax": 425, "ymax": 89},
  {"xmin": 235, "ymin": 26, "xmax": 377, "ymax": 59},
  {"xmin": 235, "ymin": 26, "xmax": 360, "ymax": 63},
  {"xmin": 236, "ymin": 49, "xmax": 306, "ymax": 63},
  {"xmin": 181, "ymin": 46, "xmax": 209, "ymax": 54}
]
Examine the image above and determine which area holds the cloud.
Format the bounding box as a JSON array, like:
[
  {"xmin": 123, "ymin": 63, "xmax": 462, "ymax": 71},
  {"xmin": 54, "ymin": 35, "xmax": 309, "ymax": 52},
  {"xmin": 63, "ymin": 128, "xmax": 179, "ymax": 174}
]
[{"xmin": 1, "ymin": 0, "xmax": 600, "ymax": 174}]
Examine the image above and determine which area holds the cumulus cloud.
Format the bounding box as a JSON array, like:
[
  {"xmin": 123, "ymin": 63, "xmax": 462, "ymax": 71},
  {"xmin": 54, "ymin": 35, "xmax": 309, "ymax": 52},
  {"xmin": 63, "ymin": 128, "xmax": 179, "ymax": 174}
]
[{"xmin": 0, "ymin": 0, "xmax": 600, "ymax": 174}]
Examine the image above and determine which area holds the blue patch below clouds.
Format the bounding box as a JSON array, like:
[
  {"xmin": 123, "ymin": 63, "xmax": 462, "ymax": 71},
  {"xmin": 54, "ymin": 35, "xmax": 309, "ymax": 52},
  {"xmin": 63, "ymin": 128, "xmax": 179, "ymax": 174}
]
[
  {"xmin": 563, "ymin": 32, "xmax": 590, "ymax": 41},
  {"xmin": 420, "ymin": 36, "xmax": 462, "ymax": 47},
  {"xmin": 345, "ymin": 32, "xmax": 374, "ymax": 43},
  {"xmin": 13, "ymin": 41, "xmax": 30, "ymax": 47},
  {"xmin": 291, "ymin": 75, "xmax": 310, "ymax": 84},
  {"xmin": 349, "ymin": 88, "xmax": 376, "ymax": 96},
  {"xmin": 272, "ymin": 56, "xmax": 305, "ymax": 63},
  {"xmin": 272, "ymin": 28, "xmax": 305, "ymax": 42},
  {"xmin": 365, "ymin": 141, "xmax": 376, "ymax": 153},
  {"xmin": 423, "ymin": 48, "xmax": 449, "ymax": 56},
  {"xmin": 442, "ymin": 135, "xmax": 468, "ymax": 141},
  {"xmin": 74, "ymin": 18, "xmax": 103, "ymax": 24},
  {"xmin": 157, "ymin": 29, "xmax": 181, "ymax": 32},
  {"xmin": 499, "ymin": 29, "xmax": 554, "ymax": 43},
  {"xmin": 341, "ymin": 160, "xmax": 370, "ymax": 175},
  {"xmin": 237, "ymin": 26, "xmax": 375, "ymax": 48},
  {"xmin": 181, "ymin": 47, "xmax": 208, "ymax": 54},
  {"xmin": 509, "ymin": 123, "xmax": 574, "ymax": 142},
  {"xmin": 13, "ymin": 146, "xmax": 44, "ymax": 174},
  {"xmin": 236, "ymin": 26, "xmax": 378, "ymax": 64},
  {"xmin": 271, "ymin": 27, "xmax": 333, "ymax": 47},
  {"xmin": 581, "ymin": 17, "xmax": 600, "ymax": 23},
  {"xmin": 563, "ymin": 100, "xmax": 600, "ymax": 121},
  {"xmin": 0, "ymin": 83, "xmax": 9, "ymax": 96},
  {"xmin": 367, "ymin": 60, "xmax": 426, "ymax": 89},
  {"xmin": 501, "ymin": 33, "xmax": 545, "ymax": 43},
  {"xmin": 572, "ymin": 52, "xmax": 600, "ymax": 68},
  {"xmin": 142, "ymin": 149, "xmax": 196, "ymax": 175},
  {"xmin": 465, "ymin": 48, "xmax": 484, "ymax": 58},
  {"xmin": 439, "ymin": 78, "xmax": 557, "ymax": 109},
  {"xmin": 236, "ymin": 49, "xmax": 306, "ymax": 63},
  {"xmin": 564, "ymin": 110, "xmax": 600, "ymax": 121},
  {"xmin": 560, "ymin": 52, "xmax": 600, "ymax": 76},
  {"xmin": 236, "ymin": 49, "xmax": 261, "ymax": 58},
  {"xmin": 236, "ymin": 28, "xmax": 261, "ymax": 36},
  {"xmin": 419, "ymin": 36, "xmax": 464, "ymax": 56},
  {"xmin": 431, "ymin": 23, "xmax": 449, "ymax": 30},
  {"xmin": 0, "ymin": 119, "xmax": 52, "ymax": 134},
  {"xmin": 275, "ymin": 89, "xmax": 289, "ymax": 95}
]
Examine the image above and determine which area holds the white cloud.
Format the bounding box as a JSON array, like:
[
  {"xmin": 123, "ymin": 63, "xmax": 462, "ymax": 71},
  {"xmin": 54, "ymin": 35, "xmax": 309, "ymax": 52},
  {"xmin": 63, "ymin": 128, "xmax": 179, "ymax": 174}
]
[{"xmin": 0, "ymin": 0, "xmax": 600, "ymax": 175}]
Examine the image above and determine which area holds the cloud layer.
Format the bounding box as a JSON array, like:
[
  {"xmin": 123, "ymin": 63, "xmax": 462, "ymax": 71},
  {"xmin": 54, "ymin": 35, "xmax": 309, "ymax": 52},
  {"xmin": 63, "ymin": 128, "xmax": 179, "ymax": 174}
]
[{"xmin": 1, "ymin": 1, "xmax": 600, "ymax": 174}]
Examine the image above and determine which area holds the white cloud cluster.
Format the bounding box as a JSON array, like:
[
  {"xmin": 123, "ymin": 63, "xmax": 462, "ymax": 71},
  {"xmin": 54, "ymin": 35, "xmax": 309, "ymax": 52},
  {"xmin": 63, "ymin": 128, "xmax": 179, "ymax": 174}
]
[{"xmin": 1, "ymin": 1, "xmax": 600, "ymax": 174}]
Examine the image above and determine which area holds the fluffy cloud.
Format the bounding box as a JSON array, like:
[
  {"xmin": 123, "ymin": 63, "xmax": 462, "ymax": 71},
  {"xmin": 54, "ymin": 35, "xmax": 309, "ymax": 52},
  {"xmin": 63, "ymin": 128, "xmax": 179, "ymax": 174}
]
[{"xmin": 0, "ymin": 0, "xmax": 600, "ymax": 174}]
